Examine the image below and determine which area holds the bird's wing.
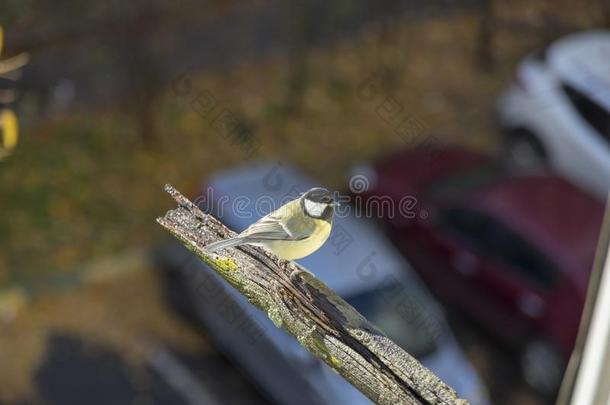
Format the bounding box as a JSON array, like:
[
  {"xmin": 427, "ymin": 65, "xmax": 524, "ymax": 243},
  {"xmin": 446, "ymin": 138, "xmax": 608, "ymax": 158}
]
[{"xmin": 239, "ymin": 214, "xmax": 311, "ymax": 241}]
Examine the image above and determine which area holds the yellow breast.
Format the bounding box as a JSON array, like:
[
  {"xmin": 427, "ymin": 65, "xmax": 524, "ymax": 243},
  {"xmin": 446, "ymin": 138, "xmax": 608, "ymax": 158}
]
[{"xmin": 263, "ymin": 219, "xmax": 332, "ymax": 260}]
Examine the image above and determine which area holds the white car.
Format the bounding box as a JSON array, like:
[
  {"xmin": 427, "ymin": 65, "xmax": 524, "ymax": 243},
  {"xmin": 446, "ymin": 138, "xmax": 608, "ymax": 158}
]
[
  {"xmin": 158, "ymin": 163, "xmax": 489, "ymax": 405},
  {"xmin": 497, "ymin": 30, "xmax": 610, "ymax": 200}
]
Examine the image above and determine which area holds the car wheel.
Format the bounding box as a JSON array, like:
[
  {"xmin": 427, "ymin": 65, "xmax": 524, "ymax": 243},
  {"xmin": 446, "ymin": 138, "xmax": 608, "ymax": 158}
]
[
  {"xmin": 520, "ymin": 339, "xmax": 564, "ymax": 395},
  {"xmin": 503, "ymin": 129, "xmax": 548, "ymax": 172}
]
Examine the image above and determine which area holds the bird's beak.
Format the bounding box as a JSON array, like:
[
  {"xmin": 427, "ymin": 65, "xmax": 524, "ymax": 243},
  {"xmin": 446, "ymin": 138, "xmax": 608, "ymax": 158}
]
[{"xmin": 332, "ymin": 202, "xmax": 341, "ymax": 207}]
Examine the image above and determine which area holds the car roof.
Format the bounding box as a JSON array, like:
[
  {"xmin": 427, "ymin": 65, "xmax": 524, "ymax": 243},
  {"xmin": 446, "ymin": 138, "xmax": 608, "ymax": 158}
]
[
  {"xmin": 370, "ymin": 145, "xmax": 492, "ymax": 197},
  {"xmin": 548, "ymin": 30, "xmax": 610, "ymax": 110},
  {"xmin": 467, "ymin": 175, "xmax": 604, "ymax": 274},
  {"xmin": 206, "ymin": 163, "xmax": 422, "ymax": 298}
]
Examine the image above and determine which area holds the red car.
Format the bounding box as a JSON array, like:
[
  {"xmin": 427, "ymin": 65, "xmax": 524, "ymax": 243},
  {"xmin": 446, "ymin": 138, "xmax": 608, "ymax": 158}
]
[{"xmin": 353, "ymin": 146, "xmax": 604, "ymax": 392}]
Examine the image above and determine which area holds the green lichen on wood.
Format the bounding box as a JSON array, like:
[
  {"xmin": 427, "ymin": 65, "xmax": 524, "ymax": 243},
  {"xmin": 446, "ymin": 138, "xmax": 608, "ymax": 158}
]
[{"xmin": 210, "ymin": 256, "xmax": 238, "ymax": 272}]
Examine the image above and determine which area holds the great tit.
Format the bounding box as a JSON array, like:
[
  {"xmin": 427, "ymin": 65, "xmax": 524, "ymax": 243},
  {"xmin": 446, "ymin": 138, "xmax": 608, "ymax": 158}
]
[{"xmin": 204, "ymin": 187, "xmax": 337, "ymax": 260}]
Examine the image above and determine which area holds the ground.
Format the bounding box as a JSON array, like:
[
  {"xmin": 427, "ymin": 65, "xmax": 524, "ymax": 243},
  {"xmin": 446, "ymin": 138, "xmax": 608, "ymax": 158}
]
[{"xmin": 0, "ymin": 257, "xmax": 267, "ymax": 405}]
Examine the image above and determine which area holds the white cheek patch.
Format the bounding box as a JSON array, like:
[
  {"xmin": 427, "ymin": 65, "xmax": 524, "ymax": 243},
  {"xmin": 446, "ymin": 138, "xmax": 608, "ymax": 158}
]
[{"xmin": 304, "ymin": 199, "xmax": 325, "ymax": 217}]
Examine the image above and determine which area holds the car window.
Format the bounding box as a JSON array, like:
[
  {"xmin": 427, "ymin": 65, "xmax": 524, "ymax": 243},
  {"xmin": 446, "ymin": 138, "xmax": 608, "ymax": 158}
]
[
  {"xmin": 346, "ymin": 283, "xmax": 440, "ymax": 359},
  {"xmin": 424, "ymin": 166, "xmax": 499, "ymax": 201},
  {"xmin": 562, "ymin": 83, "xmax": 610, "ymax": 143},
  {"xmin": 439, "ymin": 207, "xmax": 492, "ymax": 250},
  {"xmin": 440, "ymin": 208, "xmax": 558, "ymax": 288}
]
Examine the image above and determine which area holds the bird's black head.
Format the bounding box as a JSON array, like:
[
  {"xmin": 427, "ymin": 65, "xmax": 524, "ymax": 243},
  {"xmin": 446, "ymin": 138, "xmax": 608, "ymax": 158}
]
[{"xmin": 301, "ymin": 187, "xmax": 336, "ymax": 222}]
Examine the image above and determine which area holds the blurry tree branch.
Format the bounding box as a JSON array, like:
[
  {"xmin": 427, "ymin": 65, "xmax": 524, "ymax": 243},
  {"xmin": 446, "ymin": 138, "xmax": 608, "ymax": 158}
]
[
  {"xmin": 157, "ymin": 184, "xmax": 468, "ymax": 405},
  {"xmin": 475, "ymin": 0, "xmax": 495, "ymax": 71}
]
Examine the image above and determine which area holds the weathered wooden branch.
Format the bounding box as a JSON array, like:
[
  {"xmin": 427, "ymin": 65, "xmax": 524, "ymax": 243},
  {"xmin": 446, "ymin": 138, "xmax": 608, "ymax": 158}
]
[{"xmin": 157, "ymin": 184, "xmax": 468, "ymax": 405}]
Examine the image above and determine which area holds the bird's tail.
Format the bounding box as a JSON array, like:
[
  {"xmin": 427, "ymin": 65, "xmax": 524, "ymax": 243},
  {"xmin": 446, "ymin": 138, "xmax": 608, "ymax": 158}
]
[{"xmin": 204, "ymin": 237, "xmax": 246, "ymax": 254}]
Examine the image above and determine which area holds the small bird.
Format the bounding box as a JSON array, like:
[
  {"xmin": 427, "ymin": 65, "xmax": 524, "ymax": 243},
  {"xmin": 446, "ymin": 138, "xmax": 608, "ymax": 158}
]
[{"xmin": 204, "ymin": 187, "xmax": 337, "ymax": 260}]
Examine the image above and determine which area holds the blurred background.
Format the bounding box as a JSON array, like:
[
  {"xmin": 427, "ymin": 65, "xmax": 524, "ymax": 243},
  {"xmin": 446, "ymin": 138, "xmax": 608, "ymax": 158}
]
[{"xmin": 1, "ymin": 1, "xmax": 609, "ymax": 404}]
